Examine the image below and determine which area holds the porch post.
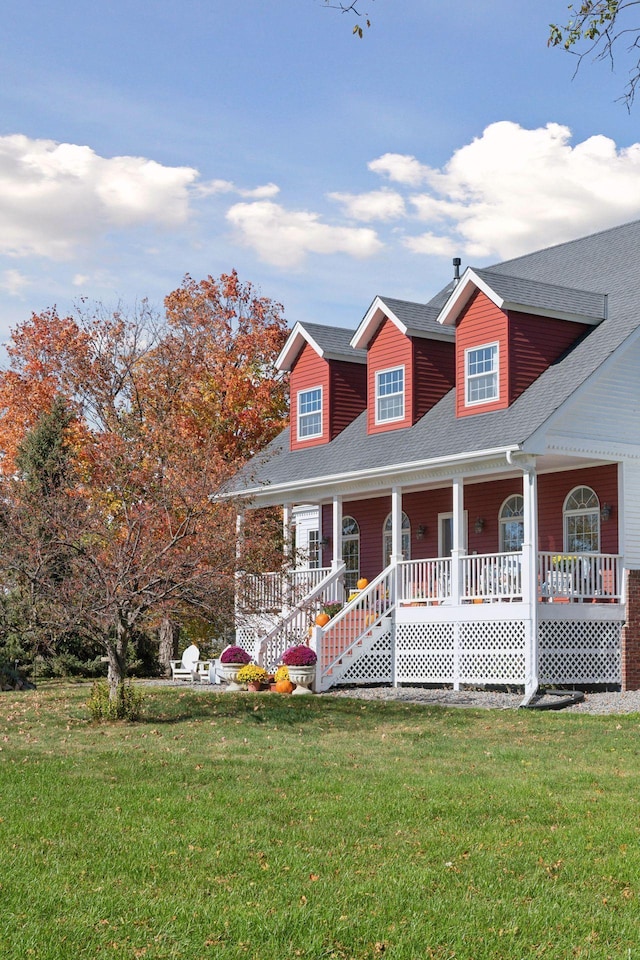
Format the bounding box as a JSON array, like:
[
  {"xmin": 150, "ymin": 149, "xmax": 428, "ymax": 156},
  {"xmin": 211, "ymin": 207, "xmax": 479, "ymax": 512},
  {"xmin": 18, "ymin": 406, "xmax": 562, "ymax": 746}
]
[
  {"xmin": 331, "ymin": 495, "xmax": 343, "ymax": 570},
  {"xmin": 283, "ymin": 502, "xmax": 293, "ymax": 563},
  {"xmin": 390, "ymin": 485, "xmax": 403, "ymax": 565},
  {"xmin": 521, "ymin": 459, "xmax": 539, "ymax": 698},
  {"xmin": 234, "ymin": 510, "xmax": 245, "ymax": 645},
  {"xmin": 451, "ymin": 476, "xmax": 465, "ymax": 691}
]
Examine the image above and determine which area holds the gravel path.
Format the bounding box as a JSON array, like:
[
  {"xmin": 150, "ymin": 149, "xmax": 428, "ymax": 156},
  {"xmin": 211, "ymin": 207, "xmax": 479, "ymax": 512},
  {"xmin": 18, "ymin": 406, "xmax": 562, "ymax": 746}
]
[
  {"xmin": 325, "ymin": 685, "xmax": 640, "ymax": 714},
  {"xmin": 145, "ymin": 678, "xmax": 640, "ymax": 714}
]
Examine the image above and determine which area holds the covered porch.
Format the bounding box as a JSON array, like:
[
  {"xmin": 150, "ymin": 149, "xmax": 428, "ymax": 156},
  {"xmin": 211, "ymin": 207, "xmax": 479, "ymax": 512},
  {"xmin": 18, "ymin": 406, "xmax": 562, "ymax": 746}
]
[{"xmin": 235, "ymin": 450, "xmax": 629, "ymax": 697}]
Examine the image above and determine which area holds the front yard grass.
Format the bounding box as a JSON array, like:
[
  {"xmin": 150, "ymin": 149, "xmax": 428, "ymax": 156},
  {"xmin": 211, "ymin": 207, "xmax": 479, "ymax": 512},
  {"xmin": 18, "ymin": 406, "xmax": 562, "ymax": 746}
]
[{"xmin": 1, "ymin": 683, "xmax": 639, "ymax": 959}]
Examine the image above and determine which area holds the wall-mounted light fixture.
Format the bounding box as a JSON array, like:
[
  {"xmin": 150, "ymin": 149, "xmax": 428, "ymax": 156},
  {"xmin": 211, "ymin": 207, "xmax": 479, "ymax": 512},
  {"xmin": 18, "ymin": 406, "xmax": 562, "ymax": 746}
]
[
  {"xmin": 600, "ymin": 503, "xmax": 612, "ymax": 522},
  {"xmin": 474, "ymin": 517, "xmax": 485, "ymax": 534},
  {"xmin": 416, "ymin": 524, "xmax": 427, "ymax": 540},
  {"xmin": 320, "ymin": 535, "xmax": 331, "ymax": 548}
]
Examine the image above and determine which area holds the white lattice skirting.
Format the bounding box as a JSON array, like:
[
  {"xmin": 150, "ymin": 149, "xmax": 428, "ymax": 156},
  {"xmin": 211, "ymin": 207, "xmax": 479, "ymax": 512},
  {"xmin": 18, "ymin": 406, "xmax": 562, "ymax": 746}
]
[
  {"xmin": 337, "ymin": 628, "xmax": 393, "ymax": 685},
  {"xmin": 538, "ymin": 619, "xmax": 622, "ymax": 685},
  {"xmin": 394, "ymin": 620, "xmax": 526, "ymax": 686}
]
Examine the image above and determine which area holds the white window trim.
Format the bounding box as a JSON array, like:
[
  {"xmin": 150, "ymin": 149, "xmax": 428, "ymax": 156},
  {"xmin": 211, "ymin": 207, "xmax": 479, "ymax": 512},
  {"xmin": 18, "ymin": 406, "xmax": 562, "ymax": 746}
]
[
  {"xmin": 438, "ymin": 511, "xmax": 468, "ymax": 557},
  {"xmin": 297, "ymin": 385, "xmax": 323, "ymax": 440},
  {"xmin": 498, "ymin": 494, "xmax": 524, "ymax": 553},
  {"xmin": 375, "ymin": 364, "xmax": 405, "ymax": 425},
  {"xmin": 563, "ymin": 485, "xmax": 600, "ymax": 553},
  {"xmin": 464, "ymin": 341, "xmax": 499, "ymax": 407}
]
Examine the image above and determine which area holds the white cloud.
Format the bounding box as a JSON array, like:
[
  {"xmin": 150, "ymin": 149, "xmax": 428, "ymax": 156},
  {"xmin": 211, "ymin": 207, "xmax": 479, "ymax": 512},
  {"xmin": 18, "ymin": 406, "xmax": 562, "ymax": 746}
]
[
  {"xmin": 376, "ymin": 122, "xmax": 640, "ymax": 260},
  {"xmin": 226, "ymin": 200, "xmax": 382, "ymax": 267},
  {"xmin": 328, "ymin": 188, "xmax": 406, "ymax": 222},
  {"xmin": 72, "ymin": 273, "xmax": 89, "ymax": 286},
  {"xmin": 0, "ymin": 269, "xmax": 29, "ymax": 296},
  {"xmin": 368, "ymin": 153, "xmax": 430, "ymax": 186},
  {"xmin": 403, "ymin": 232, "xmax": 458, "ymax": 257},
  {"xmin": 238, "ymin": 183, "xmax": 280, "ymax": 199},
  {"xmin": 0, "ymin": 134, "xmax": 200, "ymax": 260}
]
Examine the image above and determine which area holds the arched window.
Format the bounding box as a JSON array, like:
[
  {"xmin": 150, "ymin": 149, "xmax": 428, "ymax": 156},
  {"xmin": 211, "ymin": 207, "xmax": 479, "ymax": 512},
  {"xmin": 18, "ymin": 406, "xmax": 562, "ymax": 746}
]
[
  {"xmin": 383, "ymin": 511, "xmax": 411, "ymax": 566},
  {"xmin": 341, "ymin": 516, "xmax": 360, "ymax": 593},
  {"xmin": 499, "ymin": 495, "xmax": 524, "ymax": 553},
  {"xmin": 564, "ymin": 486, "xmax": 600, "ymax": 553}
]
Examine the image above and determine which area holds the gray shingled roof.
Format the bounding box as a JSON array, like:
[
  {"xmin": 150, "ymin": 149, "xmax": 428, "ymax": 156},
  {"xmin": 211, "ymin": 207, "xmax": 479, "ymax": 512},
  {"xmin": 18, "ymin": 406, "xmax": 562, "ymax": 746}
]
[
  {"xmin": 377, "ymin": 296, "xmax": 454, "ymax": 338},
  {"xmin": 298, "ymin": 321, "xmax": 367, "ymax": 362},
  {"xmin": 228, "ymin": 218, "xmax": 640, "ymax": 498},
  {"xmin": 471, "ymin": 268, "xmax": 607, "ymax": 322}
]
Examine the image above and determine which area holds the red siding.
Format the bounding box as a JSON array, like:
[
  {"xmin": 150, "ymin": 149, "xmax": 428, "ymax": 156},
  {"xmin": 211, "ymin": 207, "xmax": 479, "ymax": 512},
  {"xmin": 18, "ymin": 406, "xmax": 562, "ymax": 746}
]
[
  {"xmin": 412, "ymin": 338, "xmax": 455, "ymax": 420},
  {"xmin": 367, "ymin": 319, "xmax": 414, "ymax": 434},
  {"xmin": 289, "ymin": 343, "xmax": 330, "ymax": 451},
  {"xmin": 330, "ymin": 360, "xmax": 367, "ymax": 439},
  {"xmin": 509, "ymin": 311, "xmax": 589, "ymax": 403},
  {"xmin": 456, "ymin": 291, "xmax": 509, "ymax": 418}
]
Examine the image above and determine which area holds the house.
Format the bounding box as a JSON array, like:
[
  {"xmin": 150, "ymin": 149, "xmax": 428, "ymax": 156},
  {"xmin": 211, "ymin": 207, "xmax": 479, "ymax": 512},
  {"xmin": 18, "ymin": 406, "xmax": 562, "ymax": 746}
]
[{"xmin": 227, "ymin": 219, "xmax": 640, "ymax": 700}]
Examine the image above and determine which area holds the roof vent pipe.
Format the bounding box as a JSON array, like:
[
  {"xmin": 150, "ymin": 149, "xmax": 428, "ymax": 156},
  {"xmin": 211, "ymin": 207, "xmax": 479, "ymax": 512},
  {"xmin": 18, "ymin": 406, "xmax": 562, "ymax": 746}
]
[{"xmin": 452, "ymin": 257, "xmax": 461, "ymax": 285}]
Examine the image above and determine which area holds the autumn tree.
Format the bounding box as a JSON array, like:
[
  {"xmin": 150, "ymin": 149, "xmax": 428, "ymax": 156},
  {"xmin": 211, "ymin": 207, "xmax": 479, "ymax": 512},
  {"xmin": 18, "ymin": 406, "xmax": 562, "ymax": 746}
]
[
  {"xmin": 549, "ymin": 1, "xmax": 640, "ymax": 108},
  {"xmin": 0, "ymin": 273, "xmax": 289, "ymax": 698}
]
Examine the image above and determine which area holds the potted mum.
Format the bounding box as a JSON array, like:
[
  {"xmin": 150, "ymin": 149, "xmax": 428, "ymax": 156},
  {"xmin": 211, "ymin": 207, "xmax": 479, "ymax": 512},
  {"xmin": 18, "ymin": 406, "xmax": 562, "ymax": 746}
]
[
  {"xmin": 236, "ymin": 663, "xmax": 268, "ymax": 692},
  {"xmin": 219, "ymin": 645, "xmax": 252, "ymax": 691},
  {"xmin": 282, "ymin": 644, "xmax": 318, "ymax": 695}
]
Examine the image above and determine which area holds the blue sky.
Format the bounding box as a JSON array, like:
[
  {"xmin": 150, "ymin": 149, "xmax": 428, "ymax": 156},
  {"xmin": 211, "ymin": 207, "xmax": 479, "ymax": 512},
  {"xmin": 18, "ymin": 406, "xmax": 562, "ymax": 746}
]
[{"xmin": 1, "ymin": 0, "xmax": 639, "ymax": 344}]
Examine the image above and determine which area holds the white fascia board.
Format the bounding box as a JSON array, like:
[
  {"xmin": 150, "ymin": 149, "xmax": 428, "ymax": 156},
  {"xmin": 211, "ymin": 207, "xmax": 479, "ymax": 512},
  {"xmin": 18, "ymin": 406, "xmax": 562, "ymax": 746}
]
[
  {"xmin": 230, "ymin": 444, "xmax": 522, "ymax": 504},
  {"xmin": 276, "ymin": 322, "xmax": 324, "ymax": 372},
  {"xmin": 351, "ymin": 296, "xmax": 406, "ymax": 350},
  {"xmin": 437, "ymin": 269, "xmax": 503, "ymax": 326}
]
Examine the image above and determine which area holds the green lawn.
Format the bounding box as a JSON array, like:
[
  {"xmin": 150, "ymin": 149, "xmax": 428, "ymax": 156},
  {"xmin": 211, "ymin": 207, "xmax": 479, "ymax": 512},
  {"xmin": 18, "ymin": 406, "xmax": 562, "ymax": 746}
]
[{"xmin": 1, "ymin": 683, "xmax": 639, "ymax": 960}]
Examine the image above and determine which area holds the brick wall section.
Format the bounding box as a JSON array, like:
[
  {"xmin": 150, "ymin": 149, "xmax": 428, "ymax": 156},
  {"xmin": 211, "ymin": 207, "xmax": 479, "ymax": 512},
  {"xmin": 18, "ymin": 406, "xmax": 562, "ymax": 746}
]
[{"xmin": 622, "ymin": 569, "xmax": 640, "ymax": 690}]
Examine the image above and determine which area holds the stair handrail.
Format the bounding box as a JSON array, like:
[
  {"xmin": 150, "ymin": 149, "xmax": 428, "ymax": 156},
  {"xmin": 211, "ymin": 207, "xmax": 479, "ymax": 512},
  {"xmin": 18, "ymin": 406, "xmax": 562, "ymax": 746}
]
[
  {"xmin": 254, "ymin": 562, "xmax": 346, "ymax": 669},
  {"xmin": 315, "ymin": 564, "xmax": 396, "ymax": 684}
]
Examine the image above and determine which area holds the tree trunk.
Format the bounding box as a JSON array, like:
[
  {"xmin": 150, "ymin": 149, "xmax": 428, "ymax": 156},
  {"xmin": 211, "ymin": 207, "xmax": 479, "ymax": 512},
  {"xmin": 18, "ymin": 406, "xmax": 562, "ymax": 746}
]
[
  {"xmin": 106, "ymin": 615, "xmax": 130, "ymax": 700},
  {"xmin": 159, "ymin": 616, "xmax": 180, "ymax": 677}
]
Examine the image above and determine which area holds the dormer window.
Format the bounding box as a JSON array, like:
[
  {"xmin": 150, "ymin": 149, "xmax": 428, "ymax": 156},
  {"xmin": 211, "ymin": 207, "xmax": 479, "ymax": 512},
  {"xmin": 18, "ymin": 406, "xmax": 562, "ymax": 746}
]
[
  {"xmin": 297, "ymin": 387, "xmax": 323, "ymax": 439},
  {"xmin": 465, "ymin": 342, "xmax": 499, "ymax": 406},
  {"xmin": 376, "ymin": 366, "xmax": 405, "ymax": 423}
]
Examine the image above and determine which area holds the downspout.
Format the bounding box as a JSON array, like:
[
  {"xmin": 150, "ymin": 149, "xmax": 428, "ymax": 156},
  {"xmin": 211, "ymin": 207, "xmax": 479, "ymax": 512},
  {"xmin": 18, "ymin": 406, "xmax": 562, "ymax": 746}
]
[{"xmin": 506, "ymin": 450, "xmax": 539, "ymax": 705}]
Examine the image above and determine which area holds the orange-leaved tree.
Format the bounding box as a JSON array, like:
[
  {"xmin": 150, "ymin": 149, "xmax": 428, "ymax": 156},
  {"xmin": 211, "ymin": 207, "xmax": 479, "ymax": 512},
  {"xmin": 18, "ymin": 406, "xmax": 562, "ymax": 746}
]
[{"xmin": 0, "ymin": 273, "xmax": 289, "ymax": 698}]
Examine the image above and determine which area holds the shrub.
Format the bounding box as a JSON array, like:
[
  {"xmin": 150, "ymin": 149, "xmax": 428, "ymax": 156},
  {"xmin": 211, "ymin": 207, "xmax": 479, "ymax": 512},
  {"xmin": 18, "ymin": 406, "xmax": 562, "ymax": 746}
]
[
  {"xmin": 220, "ymin": 645, "xmax": 251, "ymax": 665},
  {"xmin": 87, "ymin": 681, "xmax": 144, "ymax": 722},
  {"xmin": 282, "ymin": 644, "xmax": 317, "ymax": 667}
]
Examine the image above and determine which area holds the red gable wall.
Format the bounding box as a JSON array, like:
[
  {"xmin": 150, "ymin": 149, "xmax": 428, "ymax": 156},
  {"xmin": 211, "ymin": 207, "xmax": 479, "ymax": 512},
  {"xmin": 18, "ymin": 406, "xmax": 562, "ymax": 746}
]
[
  {"xmin": 290, "ymin": 342, "xmax": 330, "ymax": 451},
  {"xmin": 455, "ymin": 290, "xmax": 509, "ymax": 418},
  {"xmin": 367, "ymin": 319, "xmax": 414, "ymax": 434}
]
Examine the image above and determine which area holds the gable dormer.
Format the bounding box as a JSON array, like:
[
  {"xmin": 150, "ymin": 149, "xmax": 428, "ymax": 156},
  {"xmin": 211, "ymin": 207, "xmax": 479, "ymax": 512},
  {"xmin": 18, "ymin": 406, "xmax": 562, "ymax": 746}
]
[
  {"xmin": 351, "ymin": 296, "xmax": 455, "ymax": 435},
  {"xmin": 437, "ymin": 269, "xmax": 607, "ymax": 418},
  {"xmin": 277, "ymin": 322, "xmax": 367, "ymax": 451}
]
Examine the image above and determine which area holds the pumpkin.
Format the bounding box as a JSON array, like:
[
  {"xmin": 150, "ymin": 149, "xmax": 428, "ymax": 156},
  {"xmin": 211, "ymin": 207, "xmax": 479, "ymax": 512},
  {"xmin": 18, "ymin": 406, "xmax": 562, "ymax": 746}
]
[
  {"xmin": 315, "ymin": 611, "xmax": 331, "ymax": 627},
  {"xmin": 356, "ymin": 578, "xmax": 369, "ymax": 590},
  {"xmin": 275, "ymin": 679, "xmax": 294, "ymax": 694}
]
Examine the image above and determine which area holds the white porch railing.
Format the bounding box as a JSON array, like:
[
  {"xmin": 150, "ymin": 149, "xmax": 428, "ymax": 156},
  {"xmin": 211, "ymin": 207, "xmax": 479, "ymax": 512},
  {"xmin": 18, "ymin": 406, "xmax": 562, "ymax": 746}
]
[
  {"xmin": 397, "ymin": 552, "xmax": 623, "ymax": 604},
  {"xmin": 397, "ymin": 558, "xmax": 451, "ymax": 604},
  {"xmin": 316, "ymin": 565, "xmax": 396, "ymax": 685},
  {"xmin": 238, "ymin": 567, "xmax": 332, "ymax": 614},
  {"xmin": 537, "ymin": 552, "xmax": 622, "ymax": 602},
  {"xmin": 253, "ymin": 564, "xmax": 345, "ymax": 671}
]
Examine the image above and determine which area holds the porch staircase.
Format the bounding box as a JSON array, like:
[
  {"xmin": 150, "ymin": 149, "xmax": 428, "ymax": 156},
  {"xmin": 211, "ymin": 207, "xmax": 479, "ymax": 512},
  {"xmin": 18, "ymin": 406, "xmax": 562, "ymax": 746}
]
[
  {"xmin": 315, "ymin": 565, "xmax": 397, "ymax": 692},
  {"xmin": 317, "ymin": 614, "xmax": 394, "ymax": 690}
]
